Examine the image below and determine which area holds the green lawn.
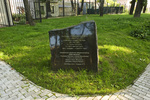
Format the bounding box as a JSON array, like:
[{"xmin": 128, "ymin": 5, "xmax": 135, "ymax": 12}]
[{"xmin": 0, "ymin": 14, "xmax": 150, "ymax": 95}]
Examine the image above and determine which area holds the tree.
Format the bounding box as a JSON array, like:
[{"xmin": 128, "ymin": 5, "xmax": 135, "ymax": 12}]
[
  {"xmin": 70, "ymin": 0, "xmax": 74, "ymax": 11},
  {"xmin": 74, "ymin": 0, "xmax": 77, "ymax": 16},
  {"xmin": 143, "ymin": 5, "xmax": 147, "ymax": 13},
  {"xmin": 129, "ymin": 0, "xmax": 136, "ymax": 15},
  {"xmin": 63, "ymin": 0, "xmax": 64, "ymax": 16},
  {"xmin": 134, "ymin": 0, "xmax": 144, "ymax": 17},
  {"xmin": 95, "ymin": 0, "xmax": 96, "ymax": 14},
  {"xmin": 46, "ymin": 0, "xmax": 52, "ymax": 18},
  {"xmin": 81, "ymin": 0, "xmax": 84, "ymax": 12},
  {"xmin": 100, "ymin": 0, "xmax": 104, "ymax": 16},
  {"xmin": 40, "ymin": 0, "xmax": 52, "ymax": 18},
  {"xmin": 23, "ymin": 0, "xmax": 35, "ymax": 25},
  {"xmin": 143, "ymin": 0, "xmax": 147, "ymax": 13}
]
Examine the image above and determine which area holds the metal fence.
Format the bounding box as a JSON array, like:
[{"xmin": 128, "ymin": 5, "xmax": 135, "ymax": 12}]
[
  {"xmin": 32, "ymin": 1, "xmax": 77, "ymax": 18},
  {"xmin": 0, "ymin": 0, "xmax": 13, "ymax": 27},
  {"xmin": 3, "ymin": 0, "xmax": 147, "ymax": 28},
  {"xmin": 33, "ymin": 2, "xmax": 41, "ymax": 19},
  {"xmin": 8, "ymin": 0, "xmax": 42, "ymax": 24},
  {"xmin": 87, "ymin": 7, "xmax": 123, "ymax": 14}
]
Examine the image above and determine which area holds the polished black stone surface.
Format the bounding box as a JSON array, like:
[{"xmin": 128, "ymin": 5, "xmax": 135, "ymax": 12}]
[{"xmin": 49, "ymin": 21, "xmax": 98, "ymax": 71}]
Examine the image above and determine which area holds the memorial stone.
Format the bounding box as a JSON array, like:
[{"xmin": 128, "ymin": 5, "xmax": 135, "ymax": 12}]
[{"xmin": 49, "ymin": 21, "xmax": 98, "ymax": 71}]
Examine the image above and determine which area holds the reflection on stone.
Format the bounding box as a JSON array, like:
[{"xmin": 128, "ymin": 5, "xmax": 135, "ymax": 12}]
[{"xmin": 49, "ymin": 21, "xmax": 98, "ymax": 71}]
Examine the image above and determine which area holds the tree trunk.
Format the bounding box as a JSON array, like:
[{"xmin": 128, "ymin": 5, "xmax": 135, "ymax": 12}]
[
  {"xmin": 95, "ymin": 0, "xmax": 96, "ymax": 14},
  {"xmin": 70, "ymin": 0, "xmax": 74, "ymax": 11},
  {"xmin": 77, "ymin": 0, "xmax": 79, "ymax": 15},
  {"xmin": 38, "ymin": 0, "xmax": 42, "ymax": 22},
  {"xmin": 143, "ymin": 5, "xmax": 147, "ymax": 13},
  {"xmin": 134, "ymin": 0, "xmax": 144, "ymax": 17},
  {"xmin": 23, "ymin": 0, "xmax": 35, "ymax": 26},
  {"xmin": 100, "ymin": 0, "xmax": 104, "ymax": 16},
  {"xmin": 63, "ymin": 0, "xmax": 65, "ymax": 16},
  {"xmin": 129, "ymin": 0, "xmax": 136, "ymax": 15},
  {"xmin": 143, "ymin": 0, "xmax": 147, "ymax": 13},
  {"xmin": 81, "ymin": 0, "xmax": 84, "ymax": 12},
  {"xmin": 46, "ymin": 0, "xmax": 51, "ymax": 18},
  {"xmin": 89, "ymin": 0, "xmax": 90, "ymax": 15},
  {"xmin": 74, "ymin": 0, "xmax": 77, "ymax": 16}
]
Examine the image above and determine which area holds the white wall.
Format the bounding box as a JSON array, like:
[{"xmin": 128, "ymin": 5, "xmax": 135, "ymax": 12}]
[
  {"xmin": 0, "ymin": 0, "xmax": 7, "ymax": 25},
  {"xmin": 9, "ymin": 0, "xmax": 24, "ymax": 14},
  {"xmin": 0, "ymin": 0, "xmax": 13, "ymax": 26},
  {"xmin": 147, "ymin": 0, "xmax": 150, "ymax": 12}
]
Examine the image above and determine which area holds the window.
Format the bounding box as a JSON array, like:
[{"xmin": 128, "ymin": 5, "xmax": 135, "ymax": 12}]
[
  {"xmin": 51, "ymin": 6, "xmax": 54, "ymax": 14},
  {"xmin": 40, "ymin": 6, "xmax": 44, "ymax": 14}
]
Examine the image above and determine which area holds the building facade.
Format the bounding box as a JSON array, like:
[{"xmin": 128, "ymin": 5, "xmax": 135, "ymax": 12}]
[{"xmin": 0, "ymin": 0, "xmax": 13, "ymax": 27}]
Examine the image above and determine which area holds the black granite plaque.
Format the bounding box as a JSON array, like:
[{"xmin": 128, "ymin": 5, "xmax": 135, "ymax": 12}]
[{"xmin": 49, "ymin": 21, "xmax": 98, "ymax": 71}]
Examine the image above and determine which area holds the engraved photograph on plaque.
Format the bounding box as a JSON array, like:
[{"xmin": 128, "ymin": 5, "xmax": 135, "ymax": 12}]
[{"xmin": 49, "ymin": 21, "xmax": 98, "ymax": 71}]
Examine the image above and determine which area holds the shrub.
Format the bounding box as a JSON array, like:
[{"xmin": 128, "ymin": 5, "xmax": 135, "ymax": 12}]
[
  {"xmin": 130, "ymin": 21, "xmax": 150, "ymax": 40},
  {"xmin": 12, "ymin": 14, "xmax": 26, "ymax": 21},
  {"xmin": 19, "ymin": 18, "xmax": 26, "ymax": 24},
  {"xmin": 130, "ymin": 29, "xmax": 149, "ymax": 39}
]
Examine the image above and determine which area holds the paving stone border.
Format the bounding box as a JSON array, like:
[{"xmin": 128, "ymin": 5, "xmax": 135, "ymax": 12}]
[{"xmin": 0, "ymin": 60, "xmax": 150, "ymax": 100}]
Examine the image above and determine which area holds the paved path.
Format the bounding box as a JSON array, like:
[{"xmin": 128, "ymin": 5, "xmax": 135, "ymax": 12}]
[{"xmin": 0, "ymin": 61, "xmax": 150, "ymax": 100}]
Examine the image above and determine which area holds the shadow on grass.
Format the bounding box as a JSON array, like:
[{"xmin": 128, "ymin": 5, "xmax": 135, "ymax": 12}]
[{"xmin": 0, "ymin": 14, "xmax": 150, "ymax": 95}]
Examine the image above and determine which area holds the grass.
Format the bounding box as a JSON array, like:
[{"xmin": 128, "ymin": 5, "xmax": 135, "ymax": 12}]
[{"xmin": 0, "ymin": 14, "xmax": 150, "ymax": 96}]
